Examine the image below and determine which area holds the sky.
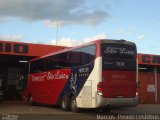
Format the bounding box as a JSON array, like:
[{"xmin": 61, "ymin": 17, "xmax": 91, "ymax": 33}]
[{"xmin": 0, "ymin": 0, "xmax": 160, "ymax": 54}]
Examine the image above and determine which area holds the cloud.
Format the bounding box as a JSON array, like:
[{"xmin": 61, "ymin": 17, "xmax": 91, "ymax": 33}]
[
  {"xmin": 137, "ymin": 35, "xmax": 145, "ymax": 40},
  {"xmin": 83, "ymin": 33, "xmax": 107, "ymax": 43},
  {"xmin": 51, "ymin": 38, "xmax": 81, "ymax": 47},
  {"xmin": 0, "ymin": 18, "xmax": 9, "ymax": 23},
  {"xmin": 155, "ymin": 21, "xmax": 160, "ymax": 26},
  {"xmin": 0, "ymin": 34, "xmax": 24, "ymax": 42},
  {"xmin": 0, "ymin": 33, "xmax": 107, "ymax": 46},
  {"xmin": 117, "ymin": 29, "xmax": 132, "ymax": 36},
  {"xmin": 0, "ymin": 0, "xmax": 110, "ymax": 26},
  {"xmin": 152, "ymin": 20, "xmax": 160, "ymax": 26},
  {"xmin": 50, "ymin": 33, "xmax": 107, "ymax": 46}
]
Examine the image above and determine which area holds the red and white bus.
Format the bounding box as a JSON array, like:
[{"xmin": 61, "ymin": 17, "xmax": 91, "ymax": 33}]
[{"xmin": 23, "ymin": 39, "xmax": 138, "ymax": 112}]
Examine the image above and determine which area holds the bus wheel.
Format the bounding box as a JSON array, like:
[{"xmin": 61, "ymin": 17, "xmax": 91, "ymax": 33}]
[
  {"xmin": 28, "ymin": 94, "xmax": 34, "ymax": 106},
  {"xmin": 61, "ymin": 95, "xmax": 70, "ymax": 111},
  {"xmin": 101, "ymin": 107, "xmax": 111, "ymax": 113},
  {"xmin": 70, "ymin": 96, "xmax": 79, "ymax": 112}
]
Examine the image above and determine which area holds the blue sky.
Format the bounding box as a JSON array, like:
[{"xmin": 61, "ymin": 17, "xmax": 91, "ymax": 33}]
[{"xmin": 0, "ymin": 0, "xmax": 160, "ymax": 54}]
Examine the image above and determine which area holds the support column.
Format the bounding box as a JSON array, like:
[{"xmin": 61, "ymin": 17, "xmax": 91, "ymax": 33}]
[{"xmin": 154, "ymin": 67, "xmax": 158, "ymax": 103}]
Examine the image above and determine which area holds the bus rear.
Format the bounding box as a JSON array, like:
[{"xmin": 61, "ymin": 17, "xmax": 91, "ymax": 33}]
[{"xmin": 97, "ymin": 40, "xmax": 138, "ymax": 108}]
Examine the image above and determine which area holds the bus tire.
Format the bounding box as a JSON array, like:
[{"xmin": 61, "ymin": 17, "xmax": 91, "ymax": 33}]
[
  {"xmin": 61, "ymin": 95, "xmax": 70, "ymax": 111},
  {"xmin": 28, "ymin": 94, "xmax": 34, "ymax": 106},
  {"xmin": 70, "ymin": 96, "xmax": 79, "ymax": 113},
  {"xmin": 101, "ymin": 107, "xmax": 111, "ymax": 113}
]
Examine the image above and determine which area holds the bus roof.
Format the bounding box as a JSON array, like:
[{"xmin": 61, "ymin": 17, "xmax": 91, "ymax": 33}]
[{"xmin": 30, "ymin": 39, "xmax": 136, "ymax": 62}]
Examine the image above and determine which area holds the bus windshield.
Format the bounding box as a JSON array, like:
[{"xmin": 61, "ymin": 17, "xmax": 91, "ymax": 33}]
[{"xmin": 102, "ymin": 43, "xmax": 137, "ymax": 70}]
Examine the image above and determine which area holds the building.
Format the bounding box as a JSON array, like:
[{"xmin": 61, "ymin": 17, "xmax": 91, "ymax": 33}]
[
  {"xmin": 0, "ymin": 40, "xmax": 67, "ymax": 100},
  {"xmin": 138, "ymin": 54, "xmax": 160, "ymax": 103},
  {"xmin": 0, "ymin": 40, "xmax": 159, "ymax": 103}
]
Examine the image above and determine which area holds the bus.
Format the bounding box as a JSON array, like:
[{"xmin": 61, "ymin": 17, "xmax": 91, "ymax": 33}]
[{"xmin": 23, "ymin": 39, "xmax": 138, "ymax": 112}]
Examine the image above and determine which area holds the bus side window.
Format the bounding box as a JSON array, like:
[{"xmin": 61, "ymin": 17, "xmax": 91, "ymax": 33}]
[
  {"xmin": 81, "ymin": 52, "xmax": 89, "ymax": 65},
  {"xmin": 45, "ymin": 55, "xmax": 59, "ymax": 71},
  {"xmin": 80, "ymin": 45, "xmax": 96, "ymax": 65},
  {"xmin": 68, "ymin": 51, "xmax": 74, "ymax": 67},
  {"xmin": 74, "ymin": 50, "xmax": 81, "ymax": 66},
  {"xmin": 30, "ymin": 62, "xmax": 37, "ymax": 73},
  {"xmin": 58, "ymin": 52, "xmax": 68, "ymax": 68},
  {"xmin": 68, "ymin": 50, "xmax": 81, "ymax": 67},
  {"xmin": 30, "ymin": 59, "xmax": 45, "ymax": 74},
  {"xmin": 46, "ymin": 58, "xmax": 55, "ymax": 71}
]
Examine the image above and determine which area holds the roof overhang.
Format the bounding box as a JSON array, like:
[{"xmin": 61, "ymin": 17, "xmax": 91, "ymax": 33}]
[
  {"xmin": 138, "ymin": 53, "xmax": 160, "ymax": 66},
  {"xmin": 0, "ymin": 40, "xmax": 67, "ymax": 57}
]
